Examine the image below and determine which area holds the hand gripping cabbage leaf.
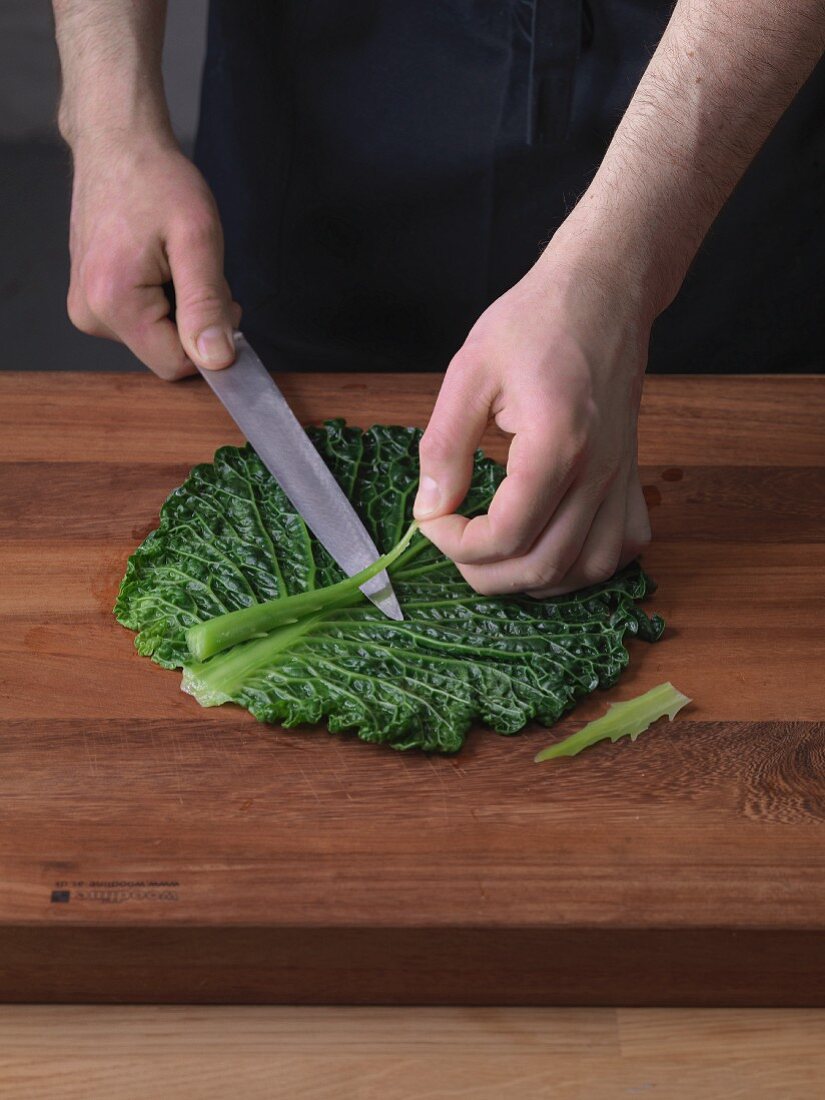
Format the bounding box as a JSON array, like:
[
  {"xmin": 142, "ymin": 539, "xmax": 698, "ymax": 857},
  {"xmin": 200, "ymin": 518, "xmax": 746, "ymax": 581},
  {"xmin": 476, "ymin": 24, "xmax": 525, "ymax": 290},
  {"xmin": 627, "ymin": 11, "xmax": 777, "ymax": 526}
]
[{"xmin": 115, "ymin": 421, "xmax": 664, "ymax": 753}]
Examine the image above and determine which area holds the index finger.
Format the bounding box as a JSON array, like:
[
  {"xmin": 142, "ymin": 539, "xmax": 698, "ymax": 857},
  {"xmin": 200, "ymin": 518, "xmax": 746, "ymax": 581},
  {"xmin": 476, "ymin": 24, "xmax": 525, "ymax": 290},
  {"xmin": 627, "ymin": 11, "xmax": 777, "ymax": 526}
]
[
  {"xmin": 420, "ymin": 427, "xmax": 579, "ymax": 565},
  {"xmin": 91, "ymin": 274, "xmax": 195, "ymax": 381}
]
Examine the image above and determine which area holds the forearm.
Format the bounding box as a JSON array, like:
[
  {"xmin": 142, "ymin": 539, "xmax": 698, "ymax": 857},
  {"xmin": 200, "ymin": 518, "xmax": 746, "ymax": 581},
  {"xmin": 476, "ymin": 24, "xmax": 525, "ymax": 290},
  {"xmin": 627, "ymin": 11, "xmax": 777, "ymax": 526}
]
[
  {"xmin": 53, "ymin": 0, "xmax": 173, "ymax": 149},
  {"xmin": 53, "ymin": 1, "xmax": 238, "ymax": 378},
  {"xmin": 551, "ymin": 0, "xmax": 825, "ymax": 319},
  {"xmin": 421, "ymin": 1, "xmax": 824, "ymax": 592}
]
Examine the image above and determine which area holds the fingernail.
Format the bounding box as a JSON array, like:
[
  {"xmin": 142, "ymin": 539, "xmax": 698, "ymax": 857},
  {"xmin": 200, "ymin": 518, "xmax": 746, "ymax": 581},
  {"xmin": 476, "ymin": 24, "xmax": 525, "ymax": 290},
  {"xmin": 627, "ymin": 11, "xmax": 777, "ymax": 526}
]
[
  {"xmin": 414, "ymin": 475, "xmax": 441, "ymax": 518},
  {"xmin": 196, "ymin": 326, "xmax": 234, "ymax": 367}
]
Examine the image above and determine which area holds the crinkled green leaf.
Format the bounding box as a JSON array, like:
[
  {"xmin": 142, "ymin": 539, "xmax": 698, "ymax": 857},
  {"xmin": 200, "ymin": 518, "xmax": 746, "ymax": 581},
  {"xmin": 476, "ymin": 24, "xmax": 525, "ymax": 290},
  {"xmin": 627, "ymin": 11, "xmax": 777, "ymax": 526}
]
[{"xmin": 115, "ymin": 420, "xmax": 664, "ymax": 753}]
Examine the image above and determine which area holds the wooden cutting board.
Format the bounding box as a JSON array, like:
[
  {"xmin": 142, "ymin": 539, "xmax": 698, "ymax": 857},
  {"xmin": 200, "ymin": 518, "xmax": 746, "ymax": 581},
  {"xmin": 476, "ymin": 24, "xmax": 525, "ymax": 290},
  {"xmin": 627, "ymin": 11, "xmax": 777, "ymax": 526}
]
[{"xmin": 1, "ymin": 372, "xmax": 823, "ymax": 1006}]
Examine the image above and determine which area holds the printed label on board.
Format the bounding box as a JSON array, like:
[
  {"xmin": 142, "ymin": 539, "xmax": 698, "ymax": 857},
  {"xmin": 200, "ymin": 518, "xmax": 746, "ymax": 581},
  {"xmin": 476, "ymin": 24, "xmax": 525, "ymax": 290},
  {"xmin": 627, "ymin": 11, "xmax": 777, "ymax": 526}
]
[{"xmin": 50, "ymin": 879, "xmax": 180, "ymax": 905}]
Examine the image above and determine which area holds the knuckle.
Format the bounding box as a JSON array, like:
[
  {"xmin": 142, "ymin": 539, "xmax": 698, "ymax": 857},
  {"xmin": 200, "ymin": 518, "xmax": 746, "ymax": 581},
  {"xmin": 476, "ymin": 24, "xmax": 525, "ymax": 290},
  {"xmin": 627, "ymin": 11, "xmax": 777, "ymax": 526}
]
[
  {"xmin": 443, "ymin": 351, "xmax": 483, "ymax": 401},
  {"xmin": 156, "ymin": 361, "xmax": 194, "ymax": 383},
  {"xmin": 419, "ymin": 426, "xmax": 455, "ymax": 466},
  {"xmin": 141, "ymin": 339, "xmax": 192, "ymax": 382},
  {"xmin": 177, "ymin": 284, "xmax": 229, "ymax": 312},
  {"xmin": 447, "ymin": 346, "xmax": 476, "ymax": 376},
  {"xmin": 176, "ymin": 207, "xmax": 221, "ymax": 248},
  {"xmin": 66, "ymin": 289, "xmax": 95, "ymax": 334},
  {"xmin": 521, "ymin": 563, "xmax": 562, "ymax": 592},
  {"xmin": 83, "ymin": 267, "xmax": 127, "ymax": 320},
  {"xmin": 554, "ymin": 405, "xmax": 600, "ymax": 468},
  {"xmin": 623, "ymin": 530, "xmax": 652, "ymax": 560},
  {"xmin": 551, "ymin": 430, "xmax": 590, "ymax": 478},
  {"xmin": 579, "ymin": 551, "xmax": 621, "ymax": 586},
  {"xmin": 494, "ymin": 523, "xmax": 535, "ymax": 560}
]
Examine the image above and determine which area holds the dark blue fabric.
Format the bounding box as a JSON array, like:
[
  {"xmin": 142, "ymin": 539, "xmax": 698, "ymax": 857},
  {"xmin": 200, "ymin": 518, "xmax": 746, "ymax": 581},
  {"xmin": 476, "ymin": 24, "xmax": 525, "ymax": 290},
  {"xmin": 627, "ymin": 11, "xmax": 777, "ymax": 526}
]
[{"xmin": 195, "ymin": 1, "xmax": 824, "ymax": 373}]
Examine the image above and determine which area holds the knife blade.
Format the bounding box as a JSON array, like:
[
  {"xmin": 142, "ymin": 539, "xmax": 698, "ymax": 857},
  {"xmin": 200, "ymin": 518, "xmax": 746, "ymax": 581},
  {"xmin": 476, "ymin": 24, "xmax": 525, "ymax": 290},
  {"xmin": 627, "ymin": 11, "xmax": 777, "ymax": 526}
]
[{"xmin": 196, "ymin": 333, "xmax": 403, "ymax": 621}]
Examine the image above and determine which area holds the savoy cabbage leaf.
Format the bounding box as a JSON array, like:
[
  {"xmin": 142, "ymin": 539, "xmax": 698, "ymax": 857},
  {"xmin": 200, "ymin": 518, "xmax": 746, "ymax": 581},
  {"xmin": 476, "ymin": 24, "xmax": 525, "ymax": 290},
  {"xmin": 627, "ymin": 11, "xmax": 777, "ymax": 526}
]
[{"xmin": 115, "ymin": 420, "xmax": 664, "ymax": 753}]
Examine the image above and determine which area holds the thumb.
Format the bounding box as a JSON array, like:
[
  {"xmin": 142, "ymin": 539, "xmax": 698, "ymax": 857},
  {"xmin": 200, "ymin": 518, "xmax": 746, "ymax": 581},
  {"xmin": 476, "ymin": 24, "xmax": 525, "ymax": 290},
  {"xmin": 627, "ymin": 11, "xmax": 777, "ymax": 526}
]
[
  {"xmin": 414, "ymin": 353, "xmax": 492, "ymax": 520},
  {"xmin": 168, "ymin": 220, "xmax": 238, "ymax": 371}
]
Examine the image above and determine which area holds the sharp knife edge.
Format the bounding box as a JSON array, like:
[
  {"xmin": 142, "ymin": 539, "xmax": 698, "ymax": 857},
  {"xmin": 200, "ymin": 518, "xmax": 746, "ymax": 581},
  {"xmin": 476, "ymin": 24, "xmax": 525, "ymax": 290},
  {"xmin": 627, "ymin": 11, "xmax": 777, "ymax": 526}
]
[{"xmin": 197, "ymin": 334, "xmax": 403, "ymax": 621}]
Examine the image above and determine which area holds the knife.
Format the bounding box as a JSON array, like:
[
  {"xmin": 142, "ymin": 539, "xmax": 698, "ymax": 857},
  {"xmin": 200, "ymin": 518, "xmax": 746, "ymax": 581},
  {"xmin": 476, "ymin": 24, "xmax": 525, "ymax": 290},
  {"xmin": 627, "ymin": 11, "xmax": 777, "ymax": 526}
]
[{"xmin": 196, "ymin": 333, "xmax": 403, "ymax": 621}]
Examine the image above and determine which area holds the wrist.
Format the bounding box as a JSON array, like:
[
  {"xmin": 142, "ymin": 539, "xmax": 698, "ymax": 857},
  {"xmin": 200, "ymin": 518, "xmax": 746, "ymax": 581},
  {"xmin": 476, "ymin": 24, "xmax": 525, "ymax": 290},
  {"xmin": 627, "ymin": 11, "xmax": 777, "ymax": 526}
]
[
  {"xmin": 517, "ymin": 238, "xmax": 651, "ymax": 391},
  {"xmin": 58, "ymin": 67, "xmax": 174, "ymax": 153},
  {"xmin": 60, "ymin": 109, "xmax": 176, "ymax": 158},
  {"xmin": 63, "ymin": 114, "xmax": 179, "ymax": 167},
  {"xmin": 544, "ymin": 180, "xmax": 694, "ymax": 325}
]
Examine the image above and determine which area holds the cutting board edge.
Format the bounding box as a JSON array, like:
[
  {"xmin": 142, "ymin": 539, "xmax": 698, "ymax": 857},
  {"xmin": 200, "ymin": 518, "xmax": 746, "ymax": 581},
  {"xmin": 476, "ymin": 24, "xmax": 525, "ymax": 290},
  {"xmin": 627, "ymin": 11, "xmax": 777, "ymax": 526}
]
[{"xmin": 2, "ymin": 922, "xmax": 823, "ymax": 1006}]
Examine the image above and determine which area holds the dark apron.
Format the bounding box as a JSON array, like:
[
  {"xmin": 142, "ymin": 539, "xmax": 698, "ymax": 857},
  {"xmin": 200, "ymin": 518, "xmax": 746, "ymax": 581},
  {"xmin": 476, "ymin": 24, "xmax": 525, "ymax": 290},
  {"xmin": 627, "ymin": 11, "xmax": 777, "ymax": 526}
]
[{"xmin": 195, "ymin": 1, "xmax": 824, "ymax": 374}]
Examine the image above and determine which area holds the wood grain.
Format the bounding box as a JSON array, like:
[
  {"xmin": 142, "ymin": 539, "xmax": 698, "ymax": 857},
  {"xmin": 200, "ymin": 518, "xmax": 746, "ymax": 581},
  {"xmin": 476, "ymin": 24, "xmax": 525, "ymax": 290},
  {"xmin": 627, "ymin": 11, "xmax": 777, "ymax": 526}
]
[
  {"xmin": 1, "ymin": 1006, "xmax": 824, "ymax": 1099},
  {"xmin": 0, "ymin": 372, "xmax": 823, "ymax": 1004},
  {"xmin": 1, "ymin": 372, "xmax": 824, "ymax": 466}
]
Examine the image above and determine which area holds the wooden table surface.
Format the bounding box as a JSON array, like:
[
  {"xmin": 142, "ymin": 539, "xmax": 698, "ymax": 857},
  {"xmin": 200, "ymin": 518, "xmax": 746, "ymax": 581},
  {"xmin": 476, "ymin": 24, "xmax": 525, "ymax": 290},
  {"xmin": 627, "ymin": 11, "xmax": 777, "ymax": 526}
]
[
  {"xmin": 0, "ymin": 372, "xmax": 823, "ymax": 1005},
  {"xmin": 1, "ymin": 1005, "xmax": 824, "ymax": 1098}
]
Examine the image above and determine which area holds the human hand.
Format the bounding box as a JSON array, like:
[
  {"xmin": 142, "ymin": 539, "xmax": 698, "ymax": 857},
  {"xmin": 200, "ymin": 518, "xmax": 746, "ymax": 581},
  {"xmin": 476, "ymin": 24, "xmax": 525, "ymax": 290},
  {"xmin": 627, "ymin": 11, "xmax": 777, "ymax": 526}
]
[
  {"xmin": 413, "ymin": 253, "xmax": 653, "ymax": 597},
  {"xmin": 66, "ymin": 135, "xmax": 240, "ymax": 379}
]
